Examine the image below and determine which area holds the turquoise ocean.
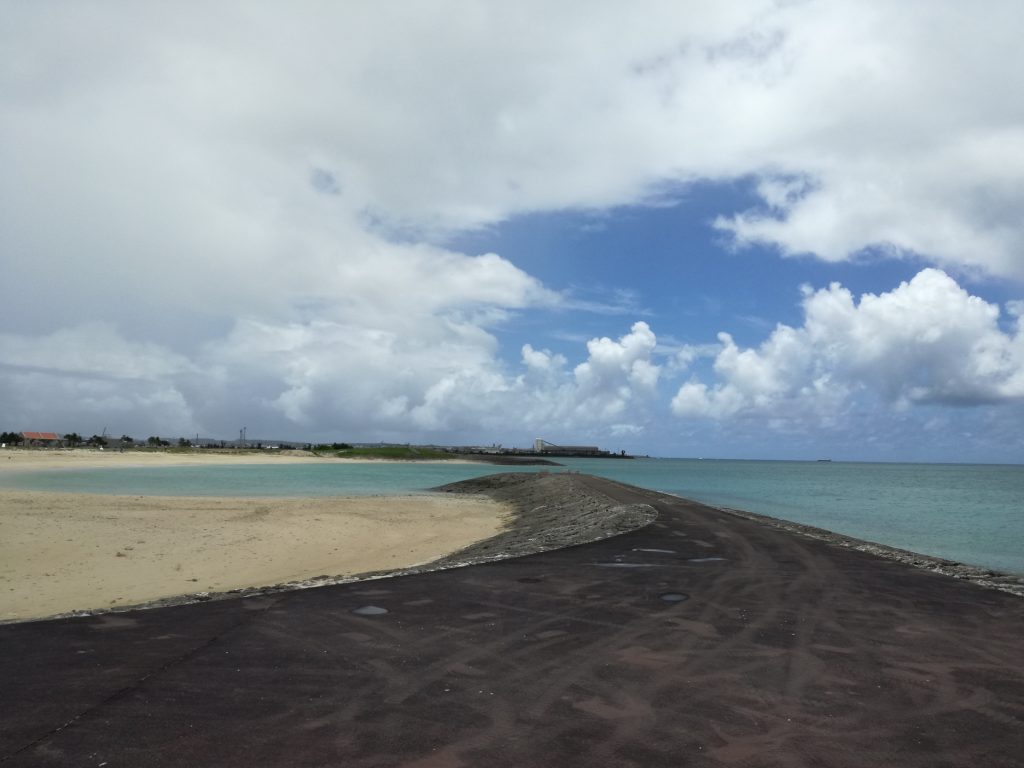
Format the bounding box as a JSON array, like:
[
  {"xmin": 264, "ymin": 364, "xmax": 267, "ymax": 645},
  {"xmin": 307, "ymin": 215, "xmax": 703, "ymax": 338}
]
[{"xmin": 2, "ymin": 458, "xmax": 1021, "ymax": 576}]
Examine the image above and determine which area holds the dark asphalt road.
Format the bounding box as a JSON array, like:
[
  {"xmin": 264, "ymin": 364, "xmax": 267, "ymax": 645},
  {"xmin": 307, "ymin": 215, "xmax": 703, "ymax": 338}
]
[{"xmin": 3, "ymin": 476, "xmax": 1023, "ymax": 767}]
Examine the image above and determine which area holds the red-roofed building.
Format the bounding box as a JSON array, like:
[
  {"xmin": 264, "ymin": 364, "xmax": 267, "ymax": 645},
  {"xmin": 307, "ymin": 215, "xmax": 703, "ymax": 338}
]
[{"xmin": 20, "ymin": 432, "xmax": 63, "ymax": 447}]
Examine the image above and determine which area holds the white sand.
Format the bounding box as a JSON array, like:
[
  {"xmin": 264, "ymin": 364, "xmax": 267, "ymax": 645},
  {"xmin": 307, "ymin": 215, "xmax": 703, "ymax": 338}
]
[{"xmin": 0, "ymin": 449, "xmax": 508, "ymax": 621}]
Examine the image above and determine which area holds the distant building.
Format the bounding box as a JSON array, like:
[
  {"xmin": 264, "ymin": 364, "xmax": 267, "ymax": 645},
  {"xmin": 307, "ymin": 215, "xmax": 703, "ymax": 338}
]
[
  {"xmin": 20, "ymin": 431, "xmax": 62, "ymax": 447},
  {"xmin": 533, "ymin": 438, "xmax": 604, "ymax": 456}
]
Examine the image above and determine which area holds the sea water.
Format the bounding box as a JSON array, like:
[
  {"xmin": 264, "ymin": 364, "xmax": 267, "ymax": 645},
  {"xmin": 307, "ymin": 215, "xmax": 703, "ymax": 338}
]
[
  {"xmin": 2, "ymin": 457, "xmax": 1021, "ymax": 575},
  {"xmin": 0, "ymin": 461, "xmax": 537, "ymax": 497}
]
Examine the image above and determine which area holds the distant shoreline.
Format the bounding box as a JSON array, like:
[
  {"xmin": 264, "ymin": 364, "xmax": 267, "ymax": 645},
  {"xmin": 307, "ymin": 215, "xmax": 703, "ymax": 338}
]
[{"xmin": 0, "ymin": 447, "xmax": 537, "ymax": 474}]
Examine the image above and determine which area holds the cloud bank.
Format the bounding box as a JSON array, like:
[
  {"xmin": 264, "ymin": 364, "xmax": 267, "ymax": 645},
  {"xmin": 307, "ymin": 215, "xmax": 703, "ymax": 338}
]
[{"xmin": 0, "ymin": 317, "xmax": 664, "ymax": 443}]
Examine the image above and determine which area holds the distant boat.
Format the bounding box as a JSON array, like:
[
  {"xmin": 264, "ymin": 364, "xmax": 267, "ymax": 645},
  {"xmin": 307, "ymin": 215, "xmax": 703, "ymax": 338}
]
[{"xmin": 817, "ymin": 458, "xmax": 832, "ymax": 462}]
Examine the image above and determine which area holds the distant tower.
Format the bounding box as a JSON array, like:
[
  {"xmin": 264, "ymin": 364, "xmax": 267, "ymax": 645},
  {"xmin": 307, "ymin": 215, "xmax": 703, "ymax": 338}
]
[{"xmin": 534, "ymin": 438, "xmax": 544, "ymax": 453}]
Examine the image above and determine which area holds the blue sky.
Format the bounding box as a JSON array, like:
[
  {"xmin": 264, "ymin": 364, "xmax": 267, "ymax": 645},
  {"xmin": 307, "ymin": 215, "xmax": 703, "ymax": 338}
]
[
  {"xmin": 444, "ymin": 182, "xmax": 1024, "ymax": 461},
  {"xmin": 2, "ymin": 2, "xmax": 1024, "ymax": 461},
  {"xmin": 449, "ymin": 180, "xmax": 932, "ymax": 348}
]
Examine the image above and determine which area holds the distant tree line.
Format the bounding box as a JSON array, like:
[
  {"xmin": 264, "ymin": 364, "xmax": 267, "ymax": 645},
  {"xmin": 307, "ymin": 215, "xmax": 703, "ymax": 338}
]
[
  {"xmin": 0, "ymin": 432, "xmax": 109, "ymax": 446},
  {"xmin": 63, "ymin": 434, "xmax": 108, "ymax": 447},
  {"xmin": 2, "ymin": 432, "xmax": 314, "ymax": 451}
]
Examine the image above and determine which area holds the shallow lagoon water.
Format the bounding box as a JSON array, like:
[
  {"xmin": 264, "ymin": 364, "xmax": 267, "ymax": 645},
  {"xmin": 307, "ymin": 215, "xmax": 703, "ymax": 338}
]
[
  {"xmin": 2, "ymin": 457, "xmax": 1021, "ymax": 575},
  {"xmin": 0, "ymin": 461, "xmax": 535, "ymax": 497}
]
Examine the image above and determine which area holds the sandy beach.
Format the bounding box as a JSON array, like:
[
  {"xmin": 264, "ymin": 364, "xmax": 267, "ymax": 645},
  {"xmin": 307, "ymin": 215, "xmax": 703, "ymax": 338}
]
[{"xmin": 0, "ymin": 450, "xmax": 510, "ymax": 621}]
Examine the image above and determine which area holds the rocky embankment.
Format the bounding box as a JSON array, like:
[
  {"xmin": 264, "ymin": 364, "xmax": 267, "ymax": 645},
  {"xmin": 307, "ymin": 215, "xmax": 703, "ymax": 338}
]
[
  {"xmin": 714, "ymin": 504, "xmax": 1024, "ymax": 599},
  {"xmin": 430, "ymin": 471, "xmax": 657, "ymax": 567}
]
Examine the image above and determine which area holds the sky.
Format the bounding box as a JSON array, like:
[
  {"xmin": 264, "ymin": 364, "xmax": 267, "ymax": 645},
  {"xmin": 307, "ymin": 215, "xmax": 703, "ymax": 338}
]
[{"xmin": 2, "ymin": 1, "xmax": 1024, "ymax": 462}]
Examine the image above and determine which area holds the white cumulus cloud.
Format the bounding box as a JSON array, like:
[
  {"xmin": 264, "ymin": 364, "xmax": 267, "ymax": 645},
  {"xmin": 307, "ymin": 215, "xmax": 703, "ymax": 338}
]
[{"xmin": 672, "ymin": 269, "xmax": 1024, "ymax": 425}]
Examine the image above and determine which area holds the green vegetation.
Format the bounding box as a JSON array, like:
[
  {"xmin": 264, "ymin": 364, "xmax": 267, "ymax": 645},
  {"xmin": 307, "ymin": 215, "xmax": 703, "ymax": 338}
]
[
  {"xmin": 1, "ymin": 431, "xmax": 454, "ymax": 461},
  {"xmin": 319, "ymin": 445, "xmax": 454, "ymax": 460}
]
